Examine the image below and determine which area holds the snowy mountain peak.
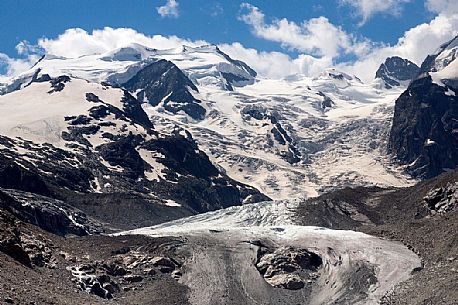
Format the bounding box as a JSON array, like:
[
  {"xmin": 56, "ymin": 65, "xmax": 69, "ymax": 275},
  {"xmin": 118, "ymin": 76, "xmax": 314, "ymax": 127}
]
[
  {"xmin": 311, "ymin": 68, "xmax": 363, "ymax": 91},
  {"xmin": 153, "ymin": 44, "xmax": 257, "ymax": 90},
  {"xmin": 419, "ymin": 35, "xmax": 458, "ymax": 88},
  {"xmin": 375, "ymin": 56, "xmax": 420, "ymax": 89},
  {"xmin": 434, "ymin": 35, "xmax": 458, "ymax": 58},
  {"xmin": 1, "ymin": 43, "xmax": 258, "ymax": 95}
]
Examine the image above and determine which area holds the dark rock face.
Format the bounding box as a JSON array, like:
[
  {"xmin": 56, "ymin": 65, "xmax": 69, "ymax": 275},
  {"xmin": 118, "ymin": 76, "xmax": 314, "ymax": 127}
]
[
  {"xmin": 0, "ymin": 156, "xmax": 51, "ymax": 196},
  {"xmin": 0, "ymin": 209, "xmax": 57, "ymax": 268},
  {"xmin": 143, "ymin": 134, "xmax": 219, "ymax": 179},
  {"xmin": 48, "ymin": 75, "xmax": 71, "ymax": 93},
  {"xmin": 0, "ymin": 188, "xmax": 102, "ymax": 236},
  {"xmin": 122, "ymin": 60, "xmax": 206, "ymax": 120},
  {"xmin": 141, "ymin": 132, "xmax": 270, "ymax": 212},
  {"xmin": 98, "ymin": 134, "xmax": 145, "ymax": 179},
  {"xmin": 387, "ymin": 37, "xmax": 458, "ymax": 178},
  {"xmin": 0, "ymin": 210, "xmax": 32, "ymax": 267},
  {"xmin": 388, "ymin": 76, "xmax": 458, "ymax": 178},
  {"xmin": 423, "ymin": 182, "xmax": 458, "ymax": 214},
  {"xmin": 376, "ymin": 57, "xmax": 420, "ymax": 89},
  {"xmin": 120, "ymin": 91, "xmax": 154, "ymax": 129},
  {"xmin": 419, "ymin": 36, "xmax": 458, "ymax": 75}
]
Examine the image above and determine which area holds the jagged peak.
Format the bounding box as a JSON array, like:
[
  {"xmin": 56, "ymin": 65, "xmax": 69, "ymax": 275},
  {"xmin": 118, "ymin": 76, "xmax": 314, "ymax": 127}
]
[{"xmin": 435, "ymin": 34, "xmax": 458, "ymax": 56}]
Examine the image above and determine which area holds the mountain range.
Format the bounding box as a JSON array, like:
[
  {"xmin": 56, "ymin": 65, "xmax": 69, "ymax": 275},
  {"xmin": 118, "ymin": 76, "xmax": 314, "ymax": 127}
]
[{"xmin": 0, "ymin": 34, "xmax": 457, "ymax": 305}]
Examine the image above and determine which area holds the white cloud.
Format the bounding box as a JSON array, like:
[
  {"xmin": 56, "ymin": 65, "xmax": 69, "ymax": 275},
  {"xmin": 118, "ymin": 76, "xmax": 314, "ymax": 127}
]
[
  {"xmin": 239, "ymin": 3, "xmax": 371, "ymax": 58},
  {"xmin": 219, "ymin": 42, "xmax": 332, "ymax": 78},
  {"xmin": 0, "ymin": 53, "xmax": 41, "ymax": 77},
  {"xmin": 156, "ymin": 0, "xmax": 179, "ymax": 18},
  {"xmin": 426, "ymin": 0, "xmax": 458, "ymax": 15},
  {"xmin": 37, "ymin": 27, "xmax": 206, "ymax": 58},
  {"xmin": 339, "ymin": 0, "xmax": 411, "ymax": 24},
  {"xmin": 15, "ymin": 40, "xmax": 44, "ymax": 56},
  {"xmin": 339, "ymin": 13, "xmax": 458, "ymax": 81}
]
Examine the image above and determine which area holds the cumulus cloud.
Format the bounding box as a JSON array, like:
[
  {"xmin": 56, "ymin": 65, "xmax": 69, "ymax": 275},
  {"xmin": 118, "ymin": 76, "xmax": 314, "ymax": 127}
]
[
  {"xmin": 426, "ymin": 0, "xmax": 458, "ymax": 14},
  {"xmin": 15, "ymin": 40, "xmax": 44, "ymax": 56},
  {"xmin": 219, "ymin": 42, "xmax": 332, "ymax": 78},
  {"xmin": 339, "ymin": 0, "xmax": 411, "ymax": 25},
  {"xmin": 238, "ymin": 3, "xmax": 371, "ymax": 58},
  {"xmin": 339, "ymin": 13, "xmax": 458, "ymax": 81},
  {"xmin": 156, "ymin": 0, "xmax": 179, "ymax": 18},
  {"xmin": 37, "ymin": 27, "xmax": 206, "ymax": 58}
]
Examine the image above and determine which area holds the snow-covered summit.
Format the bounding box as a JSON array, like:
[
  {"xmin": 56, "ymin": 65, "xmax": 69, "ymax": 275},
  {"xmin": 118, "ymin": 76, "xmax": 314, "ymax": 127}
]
[
  {"xmin": 312, "ymin": 68, "xmax": 363, "ymax": 90},
  {"xmin": 0, "ymin": 42, "xmax": 416, "ymax": 199},
  {"xmin": 419, "ymin": 35, "xmax": 458, "ymax": 88},
  {"xmin": 375, "ymin": 56, "xmax": 420, "ymax": 89},
  {"xmin": 0, "ymin": 43, "xmax": 258, "ymax": 94}
]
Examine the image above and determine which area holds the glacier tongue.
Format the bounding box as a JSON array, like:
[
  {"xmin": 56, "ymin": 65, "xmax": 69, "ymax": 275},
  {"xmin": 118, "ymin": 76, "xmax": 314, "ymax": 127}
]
[{"xmin": 118, "ymin": 199, "xmax": 421, "ymax": 305}]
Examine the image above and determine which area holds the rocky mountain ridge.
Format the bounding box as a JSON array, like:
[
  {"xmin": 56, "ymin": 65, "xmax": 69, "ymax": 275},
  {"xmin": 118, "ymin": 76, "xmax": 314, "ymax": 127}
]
[
  {"xmin": 388, "ymin": 35, "xmax": 458, "ymax": 178},
  {"xmin": 0, "ymin": 35, "xmax": 457, "ymax": 305},
  {"xmin": 375, "ymin": 56, "xmax": 420, "ymax": 89}
]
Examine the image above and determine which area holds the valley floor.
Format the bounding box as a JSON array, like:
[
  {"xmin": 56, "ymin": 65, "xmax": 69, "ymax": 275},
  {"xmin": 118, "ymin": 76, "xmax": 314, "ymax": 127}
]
[{"xmin": 1, "ymin": 168, "xmax": 456, "ymax": 305}]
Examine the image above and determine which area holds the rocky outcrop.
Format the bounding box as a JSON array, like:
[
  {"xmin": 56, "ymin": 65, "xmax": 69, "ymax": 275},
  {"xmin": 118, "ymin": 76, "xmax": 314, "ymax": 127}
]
[
  {"xmin": 376, "ymin": 57, "xmax": 420, "ymax": 89},
  {"xmin": 68, "ymin": 250, "xmax": 181, "ymax": 299},
  {"xmin": 255, "ymin": 246, "xmax": 322, "ymax": 290},
  {"xmin": 48, "ymin": 75, "xmax": 71, "ymax": 93},
  {"xmin": 122, "ymin": 59, "xmax": 206, "ymax": 120},
  {"xmin": 424, "ymin": 182, "xmax": 458, "ymax": 214},
  {"xmin": 0, "ymin": 210, "xmax": 32, "ymax": 267},
  {"xmin": 0, "ymin": 188, "xmax": 102, "ymax": 236},
  {"xmin": 0, "ymin": 155, "xmax": 51, "ymax": 196},
  {"xmin": 387, "ymin": 76, "xmax": 458, "ymax": 178},
  {"xmin": 388, "ymin": 36, "xmax": 458, "ymax": 178},
  {"xmin": 0, "ymin": 209, "xmax": 56, "ymax": 268}
]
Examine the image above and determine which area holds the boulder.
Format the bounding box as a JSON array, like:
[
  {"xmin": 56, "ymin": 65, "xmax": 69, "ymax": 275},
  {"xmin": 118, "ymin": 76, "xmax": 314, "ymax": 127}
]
[
  {"xmin": 267, "ymin": 274, "xmax": 305, "ymax": 290},
  {"xmin": 255, "ymin": 246, "xmax": 322, "ymax": 290},
  {"xmin": 424, "ymin": 182, "xmax": 458, "ymax": 213},
  {"xmin": 124, "ymin": 274, "xmax": 143, "ymax": 283}
]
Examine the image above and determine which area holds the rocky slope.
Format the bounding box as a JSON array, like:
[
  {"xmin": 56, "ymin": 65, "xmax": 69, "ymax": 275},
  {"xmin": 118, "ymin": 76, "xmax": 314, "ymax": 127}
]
[
  {"xmin": 388, "ymin": 35, "xmax": 458, "ymax": 178},
  {"xmin": 1, "ymin": 168, "xmax": 456, "ymax": 305},
  {"xmin": 0, "ymin": 72, "xmax": 268, "ymax": 228},
  {"xmin": 296, "ymin": 168, "xmax": 458, "ymax": 305}
]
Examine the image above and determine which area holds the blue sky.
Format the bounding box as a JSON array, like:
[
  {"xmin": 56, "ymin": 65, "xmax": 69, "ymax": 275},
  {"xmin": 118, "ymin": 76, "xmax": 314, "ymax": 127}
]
[
  {"xmin": 0, "ymin": 0, "xmax": 431, "ymax": 57},
  {"xmin": 0, "ymin": 0, "xmax": 457, "ymax": 80}
]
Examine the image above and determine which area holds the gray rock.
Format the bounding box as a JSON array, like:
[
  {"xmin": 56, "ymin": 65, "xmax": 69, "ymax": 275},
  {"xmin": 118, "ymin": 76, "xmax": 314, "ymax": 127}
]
[
  {"xmin": 255, "ymin": 246, "xmax": 322, "ymax": 290},
  {"xmin": 424, "ymin": 182, "xmax": 458, "ymax": 213},
  {"xmin": 124, "ymin": 274, "xmax": 143, "ymax": 283}
]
